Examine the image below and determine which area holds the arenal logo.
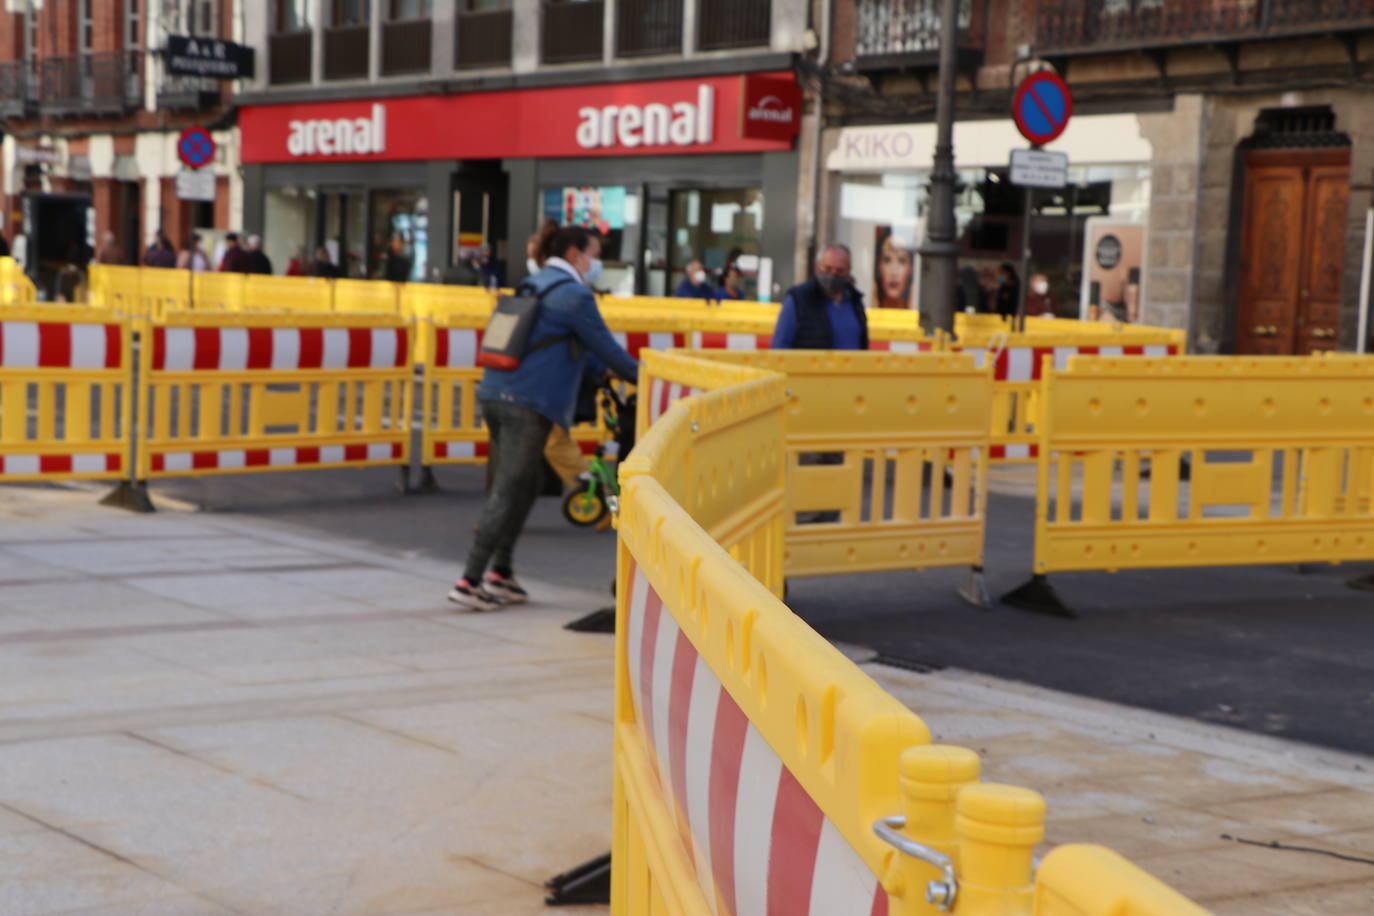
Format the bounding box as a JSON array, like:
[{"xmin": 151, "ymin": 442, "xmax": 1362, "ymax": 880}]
[
  {"xmin": 576, "ymin": 85, "xmax": 714, "ymax": 150},
  {"xmin": 287, "ymin": 103, "xmax": 387, "ymax": 157},
  {"xmin": 748, "ymin": 95, "xmax": 794, "ymax": 124}
]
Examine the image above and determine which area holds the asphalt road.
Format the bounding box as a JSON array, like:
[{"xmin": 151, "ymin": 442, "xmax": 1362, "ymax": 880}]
[{"xmin": 148, "ymin": 466, "xmax": 1374, "ymax": 756}]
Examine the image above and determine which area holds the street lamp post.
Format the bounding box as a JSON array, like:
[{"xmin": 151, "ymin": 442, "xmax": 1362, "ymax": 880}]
[{"xmin": 919, "ymin": 0, "xmax": 961, "ymax": 336}]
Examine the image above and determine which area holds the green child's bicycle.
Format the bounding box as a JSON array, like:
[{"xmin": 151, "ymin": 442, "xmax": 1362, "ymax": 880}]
[{"xmin": 561, "ymin": 383, "xmax": 637, "ymax": 528}]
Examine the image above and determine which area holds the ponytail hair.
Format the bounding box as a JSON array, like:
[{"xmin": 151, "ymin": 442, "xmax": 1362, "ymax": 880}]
[
  {"xmin": 527, "ymin": 217, "xmax": 558, "ymax": 268},
  {"xmin": 541, "ymin": 225, "xmax": 596, "ymax": 264}
]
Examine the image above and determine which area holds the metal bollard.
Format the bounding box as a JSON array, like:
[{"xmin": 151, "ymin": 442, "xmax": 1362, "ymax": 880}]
[{"xmin": 953, "ymin": 783, "xmax": 1046, "ymax": 914}]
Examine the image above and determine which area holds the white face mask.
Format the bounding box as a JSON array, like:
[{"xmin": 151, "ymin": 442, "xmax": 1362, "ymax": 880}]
[
  {"xmin": 526, "ymin": 257, "xmax": 540, "ymax": 275},
  {"xmin": 692, "ymin": 270, "xmax": 707, "ymax": 285},
  {"xmin": 1033, "ymin": 280, "xmax": 1049, "ymax": 295}
]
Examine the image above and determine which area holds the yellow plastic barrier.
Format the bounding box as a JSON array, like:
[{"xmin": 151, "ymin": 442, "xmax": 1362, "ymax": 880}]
[
  {"xmin": 191, "ymin": 271, "xmax": 246, "ymax": 312},
  {"xmin": 0, "ymin": 256, "xmax": 37, "ymax": 305},
  {"xmin": 614, "ymin": 348, "xmax": 1208, "ymax": 915},
  {"xmin": 1035, "ymin": 845, "xmax": 1209, "ymax": 915},
  {"xmin": 333, "ymin": 278, "xmax": 401, "ymax": 314},
  {"xmin": 244, "ymin": 274, "xmax": 333, "ymax": 313},
  {"xmin": 1013, "ymin": 355, "xmax": 1374, "ymax": 615},
  {"xmin": 417, "ymin": 306, "xmax": 494, "ymax": 466},
  {"xmin": 0, "ymin": 306, "xmax": 131, "ymax": 481},
  {"xmin": 666, "ymin": 350, "xmax": 994, "ymax": 588},
  {"xmin": 137, "ymin": 311, "xmax": 412, "ymax": 479}
]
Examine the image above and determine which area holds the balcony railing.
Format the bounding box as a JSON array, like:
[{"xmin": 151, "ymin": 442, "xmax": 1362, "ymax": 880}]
[
  {"xmin": 324, "ymin": 24, "xmax": 370, "ymax": 80},
  {"xmin": 457, "ymin": 8, "xmax": 514, "ymax": 69},
  {"xmin": 543, "ymin": 1, "xmax": 605, "ymax": 64},
  {"xmin": 855, "ymin": 0, "xmax": 985, "ymax": 68},
  {"xmin": 0, "ymin": 61, "xmax": 34, "ymax": 118},
  {"xmin": 1037, "ymin": 0, "xmax": 1374, "ymax": 55},
  {"xmin": 617, "ymin": 0, "xmax": 682, "ymax": 56},
  {"xmin": 269, "ymin": 31, "xmax": 313, "ymax": 84},
  {"xmin": 698, "ymin": 0, "xmax": 771, "ymax": 50},
  {"xmin": 383, "ymin": 18, "xmax": 432, "ymax": 75},
  {"xmin": 37, "ymin": 52, "xmax": 143, "ymax": 116},
  {"xmin": 157, "ymin": 73, "xmax": 220, "ymax": 110}
]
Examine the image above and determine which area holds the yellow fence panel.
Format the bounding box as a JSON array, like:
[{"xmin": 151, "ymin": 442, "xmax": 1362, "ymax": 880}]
[
  {"xmin": 1032, "ymin": 355, "xmax": 1374, "ymax": 576},
  {"xmin": 0, "ymin": 306, "xmax": 131, "ymax": 481},
  {"xmin": 0, "ymin": 257, "xmax": 37, "ymax": 305},
  {"xmin": 244, "ymin": 274, "xmax": 334, "ymax": 313},
  {"xmin": 139, "ymin": 312, "xmax": 411, "ymax": 479},
  {"xmin": 1034, "ymin": 845, "xmax": 1210, "ymax": 916},
  {"xmin": 418, "ymin": 309, "xmax": 493, "ymax": 465},
  {"xmin": 191, "ymin": 271, "xmax": 246, "ymax": 312},
  {"xmin": 333, "ymin": 278, "xmax": 400, "ymax": 314}
]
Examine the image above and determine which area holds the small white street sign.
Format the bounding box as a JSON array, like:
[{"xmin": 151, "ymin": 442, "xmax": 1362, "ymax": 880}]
[
  {"xmin": 1010, "ymin": 148, "xmax": 1069, "ymax": 189},
  {"xmin": 176, "ymin": 169, "xmax": 217, "ymax": 202}
]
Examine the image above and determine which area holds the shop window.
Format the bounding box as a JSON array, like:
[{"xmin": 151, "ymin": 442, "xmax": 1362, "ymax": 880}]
[
  {"xmin": 390, "ymin": 0, "xmax": 431, "ymax": 18},
  {"xmin": 332, "ymin": 0, "xmax": 370, "ymax": 26},
  {"xmin": 276, "ymin": 0, "xmax": 312, "ymax": 30},
  {"xmin": 271, "ymin": 0, "xmax": 313, "ymax": 84},
  {"xmin": 540, "ymin": 185, "xmax": 640, "ymax": 296},
  {"xmin": 371, "ymin": 189, "xmax": 428, "ymax": 282},
  {"xmin": 667, "ymin": 188, "xmax": 763, "ymax": 300}
]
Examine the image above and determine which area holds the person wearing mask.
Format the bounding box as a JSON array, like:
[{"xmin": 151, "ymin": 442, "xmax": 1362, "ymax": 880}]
[
  {"xmin": 1026, "ymin": 272, "xmax": 1056, "ymax": 318},
  {"xmin": 449, "ymin": 225, "xmax": 638, "ymax": 612},
  {"xmin": 218, "ymin": 233, "xmax": 252, "ymax": 273},
  {"xmin": 311, "ymin": 246, "xmax": 339, "ymax": 278},
  {"xmin": 95, "ymin": 231, "xmax": 124, "ymax": 265},
  {"xmin": 177, "ymin": 234, "xmax": 210, "ymax": 272},
  {"xmin": 143, "ymin": 232, "xmax": 177, "ymax": 269},
  {"xmin": 994, "ymin": 263, "xmax": 1020, "ymax": 320},
  {"xmin": 674, "ymin": 259, "xmax": 715, "ymax": 300},
  {"xmin": 245, "ymin": 234, "xmax": 273, "ymax": 275},
  {"xmin": 384, "ymin": 235, "xmax": 412, "ymax": 282},
  {"xmin": 771, "ymin": 244, "xmax": 868, "ymax": 351},
  {"xmin": 718, "ymin": 264, "xmax": 747, "ymax": 302}
]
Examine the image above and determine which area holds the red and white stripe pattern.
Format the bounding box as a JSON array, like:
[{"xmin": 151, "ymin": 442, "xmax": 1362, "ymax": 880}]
[
  {"xmin": 152, "ymin": 326, "xmax": 409, "ymax": 372},
  {"xmin": 0, "ymin": 321, "xmax": 121, "ymax": 369},
  {"xmin": 433, "ymin": 441, "xmax": 490, "ymax": 460},
  {"xmin": 614, "ymin": 331, "xmax": 687, "ymax": 360},
  {"xmin": 691, "ymin": 332, "xmax": 774, "ymax": 351},
  {"xmin": 433, "ymin": 327, "xmax": 483, "ymax": 369},
  {"xmin": 868, "ymin": 339, "xmax": 932, "ymax": 353},
  {"xmin": 959, "ymin": 344, "xmax": 1178, "ymax": 380},
  {"xmin": 646, "ymin": 377, "xmax": 703, "ymax": 427},
  {"xmin": 150, "ymin": 442, "xmax": 401, "ymax": 473},
  {"xmin": 0, "ymin": 453, "xmax": 121, "ymax": 475},
  {"xmin": 624, "ymin": 560, "xmax": 890, "ymax": 916}
]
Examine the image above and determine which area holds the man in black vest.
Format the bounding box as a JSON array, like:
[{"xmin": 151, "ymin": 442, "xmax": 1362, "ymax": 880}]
[{"xmin": 771, "ymin": 243, "xmax": 869, "ymax": 350}]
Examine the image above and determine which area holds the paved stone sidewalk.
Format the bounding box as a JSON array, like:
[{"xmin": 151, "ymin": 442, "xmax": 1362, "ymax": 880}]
[{"xmin": 0, "ymin": 484, "xmax": 1371, "ymax": 914}]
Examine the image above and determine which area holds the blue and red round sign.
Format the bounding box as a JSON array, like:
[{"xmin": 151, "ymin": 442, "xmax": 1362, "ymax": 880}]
[
  {"xmin": 178, "ymin": 127, "xmax": 216, "ymax": 170},
  {"xmin": 1012, "ymin": 72, "xmax": 1073, "ymax": 147}
]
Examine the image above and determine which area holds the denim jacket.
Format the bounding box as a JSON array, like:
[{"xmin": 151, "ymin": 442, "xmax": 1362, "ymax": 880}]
[{"xmin": 477, "ymin": 265, "xmax": 639, "ymax": 429}]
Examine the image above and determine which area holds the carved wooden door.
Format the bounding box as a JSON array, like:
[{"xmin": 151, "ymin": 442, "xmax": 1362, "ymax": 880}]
[{"xmin": 1237, "ymin": 149, "xmax": 1350, "ymax": 355}]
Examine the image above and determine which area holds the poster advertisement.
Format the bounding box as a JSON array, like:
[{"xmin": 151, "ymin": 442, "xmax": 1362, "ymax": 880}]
[
  {"xmin": 871, "ymin": 225, "xmax": 916, "ymax": 309},
  {"xmin": 1080, "ymin": 219, "xmax": 1145, "ymax": 322},
  {"xmin": 543, "ymin": 186, "xmax": 627, "ymax": 232}
]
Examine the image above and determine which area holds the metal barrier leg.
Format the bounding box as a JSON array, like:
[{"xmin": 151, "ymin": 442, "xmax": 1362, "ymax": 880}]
[
  {"xmin": 1346, "ymin": 572, "xmax": 1374, "ymax": 592},
  {"xmin": 958, "ymin": 565, "xmax": 992, "ymax": 610},
  {"xmin": 1000, "ymin": 573, "xmax": 1076, "ymax": 619},
  {"xmin": 544, "ymin": 852, "xmax": 611, "ymax": 905},
  {"xmin": 101, "ymin": 328, "xmax": 155, "ymax": 513}
]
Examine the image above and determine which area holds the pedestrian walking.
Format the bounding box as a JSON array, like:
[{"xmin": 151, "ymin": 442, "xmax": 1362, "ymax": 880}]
[
  {"xmin": 245, "ymin": 234, "xmax": 273, "ymax": 275},
  {"xmin": 311, "ymin": 246, "xmax": 339, "ymax": 278},
  {"xmin": 285, "ymin": 246, "xmax": 309, "ymax": 276},
  {"xmin": 718, "ymin": 264, "xmax": 747, "ymax": 302},
  {"xmin": 674, "ymin": 258, "xmax": 715, "ymax": 300},
  {"xmin": 383, "ymin": 235, "xmax": 412, "ymax": 282},
  {"xmin": 1026, "ymin": 272, "xmax": 1055, "ymax": 318},
  {"xmin": 771, "ymin": 243, "xmax": 868, "ymax": 350},
  {"xmin": 995, "ymin": 263, "xmax": 1020, "ymax": 320},
  {"xmin": 218, "ymin": 233, "xmax": 252, "ymax": 273},
  {"xmin": 143, "ymin": 232, "xmax": 177, "ymax": 269},
  {"xmin": 176, "ymin": 233, "xmax": 210, "ymax": 272},
  {"xmin": 448, "ymin": 225, "xmax": 638, "ymax": 612},
  {"xmin": 94, "ymin": 231, "xmax": 124, "ymax": 266}
]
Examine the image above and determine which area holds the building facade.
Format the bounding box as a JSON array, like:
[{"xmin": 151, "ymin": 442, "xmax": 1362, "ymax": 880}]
[
  {"xmin": 236, "ymin": 0, "xmax": 810, "ymax": 300},
  {"xmin": 821, "ymin": 0, "xmax": 1374, "ymax": 354},
  {"xmin": 0, "ymin": 0, "xmax": 243, "ymax": 299}
]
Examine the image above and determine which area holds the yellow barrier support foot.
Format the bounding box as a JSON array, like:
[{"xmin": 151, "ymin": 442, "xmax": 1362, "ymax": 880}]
[
  {"xmin": 99, "ymin": 480, "xmax": 155, "ymax": 514},
  {"xmin": 1000, "ymin": 574, "xmax": 1077, "ymax": 619},
  {"xmin": 544, "ymin": 852, "xmax": 611, "ymax": 905},
  {"xmin": 565, "ymin": 607, "xmax": 616, "ymax": 633},
  {"xmin": 957, "ymin": 566, "xmax": 992, "ymax": 610},
  {"xmin": 1346, "ymin": 572, "xmax": 1374, "ymax": 592}
]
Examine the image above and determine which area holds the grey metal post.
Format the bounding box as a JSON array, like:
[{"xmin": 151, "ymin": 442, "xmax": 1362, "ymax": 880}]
[
  {"xmin": 918, "ymin": 0, "xmax": 961, "ymax": 336},
  {"xmin": 1016, "ymin": 183, "xmax": 1032, "ymax": 332}
]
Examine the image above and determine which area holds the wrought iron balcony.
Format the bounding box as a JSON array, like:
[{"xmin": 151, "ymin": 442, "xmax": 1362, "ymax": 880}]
[
  {"xmin": 383, "ymin": 18, "xmax": 432, "ymax": 75},
  {"xmin": 1037, "ymin": 0, "xmax": 1374, "ymax": 56},
  {"xmin": 157, "ymin": 73, "xmax": 220, "ymax": 111},
  {"xmin": 617, "ymin": 0, "xmax": 682, "ymax": 56},
  {"xmin": 855, "ymin": 0, "xmax": 986, "ymax": 71},
  {"xmin": 0, "ymin": 62, "xmax": 34, "ymax": 118},
  {"xmin": 269, "ymin": 30, "xmax": 313, "ymax": 84},
  {"xmin": 324, "ymin": 24, "xmax": 370, "ymax": 80},
  {"xmin": 543, "ymin": 1, "xmax": 605, "ymax": 64},
  {"xmin": 698, "ymin": 0, "xmax": 771, "ymax": 50},
  {"xmin": 37, "ymin": 52, "xmax": 143, "ymax": 116}
]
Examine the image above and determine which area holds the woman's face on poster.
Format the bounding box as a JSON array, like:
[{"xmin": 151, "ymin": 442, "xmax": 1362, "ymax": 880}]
[{"xmin": 879, "ymin": 237, "xmax": 914, "ymax": 303}]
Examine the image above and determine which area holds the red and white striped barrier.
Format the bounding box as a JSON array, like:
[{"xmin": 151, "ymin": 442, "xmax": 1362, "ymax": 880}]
[
  {"xmin": 151, "ymin": 442, "xmax": 402, "ymax": 473},
  {"xmin": 964, "ymin": 343, "xmax": 1178, "ymax": 380},
  {"xmin": 624, "ymin": 560, "xmax": 889, "ymax": 915},
  {"xmin": 152, "ymin": 326, "xmax": 409, "ymax": 372},
  {"xmin": 645, "ymin": 378, "xmax": 704, "ymax": 427},
  {"xmin": 0, "ymin": 320, "xmax": 122, "ymax": 369},
  {"xmin": 433, "ymin": 327, "xmax": 483, "ymax": 369}
]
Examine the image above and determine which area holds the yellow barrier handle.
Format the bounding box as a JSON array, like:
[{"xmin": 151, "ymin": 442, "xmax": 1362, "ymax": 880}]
[{"xmin": 954, "ymin": 783, "xmax": 1046, "ymax": 914}]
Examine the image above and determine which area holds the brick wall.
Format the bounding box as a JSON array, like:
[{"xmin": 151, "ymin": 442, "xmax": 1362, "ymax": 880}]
[{"xmin": 92, "ymin": 0, "xmax": 126, "ymax": 55}]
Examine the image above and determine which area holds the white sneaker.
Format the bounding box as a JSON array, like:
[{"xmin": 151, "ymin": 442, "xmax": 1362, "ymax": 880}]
[
  {"xmin": 484, "ymin": 572, "xmax": 529, "ymax": 605},
  {"xmin": 447, "ymin": 579, "xmax": 504, "ymax": 612}
]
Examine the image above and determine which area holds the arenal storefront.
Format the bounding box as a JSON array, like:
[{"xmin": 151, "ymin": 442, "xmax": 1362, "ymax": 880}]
[{"xmin": 238, "ymin": 72, "xmax": 802, "ymax": 301}]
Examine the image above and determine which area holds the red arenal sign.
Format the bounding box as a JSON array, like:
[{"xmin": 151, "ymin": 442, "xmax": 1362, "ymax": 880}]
[{"xmin": 239, "ymin": 72, "xmax": 802, "ymax": 164}]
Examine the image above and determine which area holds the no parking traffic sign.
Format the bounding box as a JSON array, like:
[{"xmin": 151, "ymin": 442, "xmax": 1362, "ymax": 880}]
[
  {"xmin": 178, "ymin": 127, "xmax": 216, "ymax": 170},
  {"xmin": 1012, "ymin": 71, "xmax": 1073, "ymax": 147}
]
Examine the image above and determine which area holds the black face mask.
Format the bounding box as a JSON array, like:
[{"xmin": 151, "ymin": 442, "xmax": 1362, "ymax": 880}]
[{"xmin": 816, "ymin": 272, "xmax": 848, "ymax": 297}]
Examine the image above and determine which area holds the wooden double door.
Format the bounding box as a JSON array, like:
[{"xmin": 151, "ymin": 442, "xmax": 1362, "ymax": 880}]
[{"xmin": 1237, "ymin": 148, "xmax": 1350, "ymax": 354}]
